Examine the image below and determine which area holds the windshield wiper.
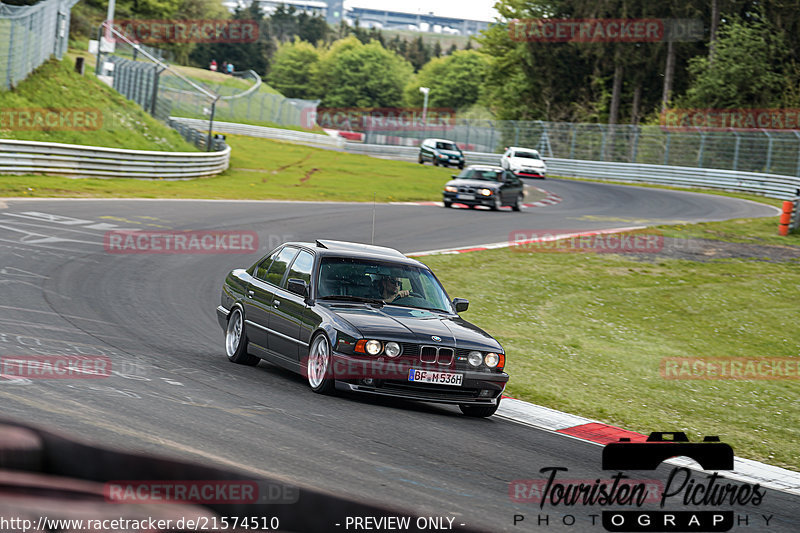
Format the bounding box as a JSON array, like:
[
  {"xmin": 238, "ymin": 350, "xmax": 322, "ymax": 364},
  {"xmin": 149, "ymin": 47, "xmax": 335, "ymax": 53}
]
[
  {"xmin": 319, "ymin": 295, "xmax": 385, "ymax": 306},
  {"xmin": 393, "ymin": 303, "xmax": 449, "ymax": 313}
]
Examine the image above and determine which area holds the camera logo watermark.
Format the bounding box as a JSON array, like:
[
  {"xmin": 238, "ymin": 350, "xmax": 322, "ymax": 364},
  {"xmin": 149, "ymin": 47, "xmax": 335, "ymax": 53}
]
[
  {"xmin": 661, "ymin": 108, "xmax": 800, "ymax": 131},
  {"xmin": 0, "ymin": 108, "xmax": 102, "ymax": 131},
  {"xmin": 509, "ymin": 229, "xmax": 664, "ymax": 254},
  {"xmin": 0, "ymin": 355, "xmax": 111, "ymax": 379},
  {"xmin": 104, "ymin": 230, "xmax": 258, "ymax": 254},
  {"xmin": 104, "ymin": 480, "xmax": 299, "ymax": 504},
  {"xmin": 509, "ymin": 18, "xmax": 702, "ymax": 43},
  {"xmin": 113, "ymin": 20, "xmax": 259, "ymax": 44},
  {"xmin": 661, "ymin": 357, "xmax": 800, "ymax": 380}
]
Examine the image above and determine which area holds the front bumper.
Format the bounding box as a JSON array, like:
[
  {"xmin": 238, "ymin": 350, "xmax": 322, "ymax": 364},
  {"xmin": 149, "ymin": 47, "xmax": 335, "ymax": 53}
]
[
  {"xmin": 331, "ymin": 352, "xmax": 508, "ymax": 405},
  {"xmin": 443, "ymin": 192, "xmax": 497, "ymax": 207},
  {"xmin": 513, "ymin": 169, "xmax": 546, "ymax": 178}
]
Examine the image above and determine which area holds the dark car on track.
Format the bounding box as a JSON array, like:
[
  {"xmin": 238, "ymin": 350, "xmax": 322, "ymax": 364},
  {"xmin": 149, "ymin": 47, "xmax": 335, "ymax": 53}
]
[
  {"xmin": 217, "ymin": 240, "xmax": 508, "ymax": 417},
  {"xmin": 418, "ymin": 138, "xmax": 465, "ymax": 168},
  {"xmin": 443, "ymin": 165, "xmax": 525, "ymax": 211}
]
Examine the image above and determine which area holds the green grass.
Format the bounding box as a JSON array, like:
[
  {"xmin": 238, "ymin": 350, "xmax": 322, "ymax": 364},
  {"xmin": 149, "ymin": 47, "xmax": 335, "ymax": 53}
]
[
  {"xmin": 0, "ymin": 135, "xmax": 456, "ymax": 200},
  {"xmin": 419, "ymin": 228, "xmax": 800, "ymax": 470},
  {"xmin": 0, "ymin": 59, "xmax": 196, "ymax": 152}
]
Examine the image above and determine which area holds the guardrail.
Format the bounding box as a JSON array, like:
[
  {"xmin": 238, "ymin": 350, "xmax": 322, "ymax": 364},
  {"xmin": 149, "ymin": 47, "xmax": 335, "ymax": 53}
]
[
  {"xmin": 0, "ymin": 139, "xmax": 230, "ymax": 179},
  {"xmin": 168, "ymin": 120, "xmax": 800, "ymax": 199},
  {"xmin": 170, "ymin": 117, "xmax": 344, "ymax": 149}
]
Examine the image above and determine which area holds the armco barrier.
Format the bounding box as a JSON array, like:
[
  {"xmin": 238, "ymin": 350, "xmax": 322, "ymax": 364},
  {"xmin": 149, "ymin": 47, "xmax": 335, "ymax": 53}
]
[
  {"xmin": 0, "ymin": 138, "xmax": 230, "ymax": 179},
  {"xmin": 170, "ymin": 117, "xmax": 344, "ymax": 149}
]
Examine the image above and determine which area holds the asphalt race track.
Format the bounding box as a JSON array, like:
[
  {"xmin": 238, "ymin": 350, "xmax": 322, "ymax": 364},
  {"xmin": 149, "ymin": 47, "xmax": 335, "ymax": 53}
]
[{"xmin": 0, "ymin": 178, "xmax": 795, "ymax": 532}]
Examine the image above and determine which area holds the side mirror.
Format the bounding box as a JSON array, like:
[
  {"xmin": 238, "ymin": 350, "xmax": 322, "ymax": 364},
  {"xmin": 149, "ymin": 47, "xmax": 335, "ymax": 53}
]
[
  {"xmin": 452, "ymin": 298, "xmax": 469, "ymax": 313},
  {"xmin": 287, "ymin": 278, "xmax": 308, "ymax": 297}
]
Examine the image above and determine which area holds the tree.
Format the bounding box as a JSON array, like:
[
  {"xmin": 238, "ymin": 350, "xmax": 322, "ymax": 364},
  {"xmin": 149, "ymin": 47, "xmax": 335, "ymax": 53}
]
[
  {"xmin": 402, "ymin": 50, "xmax": 489, "ymax": 110},
  {"xmin": 268, "ymin": 39, "xmax": 321, "ymax": 98},
  {"xmin": 680, "ymin": 16, "xmax": 788, "ymax": 108},
  {"xmin": 315, "ymin": 37, "xmax": 413, "ymax": 107}
]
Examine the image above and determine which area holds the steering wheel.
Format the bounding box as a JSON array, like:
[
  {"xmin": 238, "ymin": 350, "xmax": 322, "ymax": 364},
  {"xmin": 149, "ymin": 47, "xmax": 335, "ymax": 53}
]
[{"xmin": 397, "ymin": 291, "xmax": 424, "ymax": 300}]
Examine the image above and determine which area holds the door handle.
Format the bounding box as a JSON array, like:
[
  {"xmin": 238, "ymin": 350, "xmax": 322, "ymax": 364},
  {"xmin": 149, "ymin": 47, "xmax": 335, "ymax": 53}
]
[
  {"xmin": 273, "ymin": 300, "xmax": 281, "ymax": 308},
  {"xmin": 247, "ymin": 290, "xmax": 254, "ymax": 297}
]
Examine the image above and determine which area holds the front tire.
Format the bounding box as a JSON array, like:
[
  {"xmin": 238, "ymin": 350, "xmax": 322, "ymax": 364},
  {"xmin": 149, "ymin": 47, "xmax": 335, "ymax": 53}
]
[
  {"xmin": 433, "ymin": 158, "xmax": 439, "ymax": 166},
  {"xmin": 459, "ymin": 400, "xmax": 500, "ymax": 418},
  {"xmin": 443, "ymin": 200, "xmax": 452, "ymax": 208},
  {"xmin": 491, "ymin": 195, "xmax": 502, "ymax": 211},
  {"xmin": 225, "ymin": 307, "xmax": 260, "ymax": 366},
  {"xmin": 307, "ymin": 334, "xmax": 335, "ymax": 394},
  {"xmin": 418, "ymin": 155, "xmax": 424, "ymax": 164}
]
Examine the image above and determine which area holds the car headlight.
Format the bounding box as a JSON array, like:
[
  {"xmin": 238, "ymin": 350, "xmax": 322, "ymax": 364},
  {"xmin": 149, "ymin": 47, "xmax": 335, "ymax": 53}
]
[
  {"xmin": 467, "ymin": 351, "xmax": 483, "ymax": 367},
  {"xmin": 484, "ymin": 353, "xmax": 500, "ymax": 368},
  {"xmin": 445, "ymin": 186, "xmax": 457, "ymax": 193},
  {"xmin": 365, "ymin": 339, "xmax": 382, "ymax": 355},
  {"xmin": 478, "ymin": 189, "xmax": 493, "ymax": 196},
  {"xmin": 384, "ymin": 342, "xmax": 401, "ymax": 358}
]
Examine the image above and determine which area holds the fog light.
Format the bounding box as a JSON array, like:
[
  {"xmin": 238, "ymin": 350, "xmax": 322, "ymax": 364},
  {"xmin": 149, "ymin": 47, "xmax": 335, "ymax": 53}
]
[
  {"xmin": 479, "ymin": 389, "xmax": 493, "ymax": 397},
  {"xmin": 365, "ymin": 340, "xmax": 382, "ymax": 355},
  {"xmin": 362, "ymin": 378, "xmax": 375, "ymax": 386},
  {"xmin": 467, "ymin": 351, "xmax": 483, "ymax": 367},
  {"xmin": 484, "ymin": 353, "xmax": 500, "ymax": 368},
  {"xmin": 385, "ymin": 342, "xmax": 401, "ymax": 358}
]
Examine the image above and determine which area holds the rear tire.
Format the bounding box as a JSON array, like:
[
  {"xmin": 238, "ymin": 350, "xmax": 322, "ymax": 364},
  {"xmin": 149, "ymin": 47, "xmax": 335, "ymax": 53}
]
[
  {"xmin": 512, "ymin": 193, "xmax": 523, "ymax": 212},
  {"xmin": 433, "ymin": 158, "xmax": 439, "ymax": 166},
  {"xmin": 458, "ymin": 162, "xmax": 464, "ymax": 169},
  {"xmin": 459, "ymin": 400, "xmax": 500, "ymax": 418},
  {"xmin": 225, "ymin": 307, "xmax": 260, "ymax": 366},
  {"xmin": 443, "ymin": 201, "xmax": 452, "ymax": 208}
]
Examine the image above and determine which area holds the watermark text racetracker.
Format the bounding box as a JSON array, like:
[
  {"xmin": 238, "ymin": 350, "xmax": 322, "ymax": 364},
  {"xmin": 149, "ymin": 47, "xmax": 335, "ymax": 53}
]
[
  {"xmin": 0, "ymin": 516, "xmax": 280, "ymax": 532},
  {"xmin": 509, "ymin": 18, "xmax": 702, "ymax": 43},
  {"xmin": 509, "ymin": 229, "xmax": 664, "ymax": 254},
  {"xmin": 104, "ymin": 230, "xmax": 258, "ymax": 254},
  {"xmin": 0, "ymin": 355, "xmax": 111, "ymax": 379},
  {"xmin": 661, "ymin": 357, "xmax": 800, "ymax": 380},
  {"xmin": 113, "ymin": 19, "xmax": 258, "ymax": 44},
  {"xmin": 0, "ymin": 108, "xmax": 102, "ymax": 131}
]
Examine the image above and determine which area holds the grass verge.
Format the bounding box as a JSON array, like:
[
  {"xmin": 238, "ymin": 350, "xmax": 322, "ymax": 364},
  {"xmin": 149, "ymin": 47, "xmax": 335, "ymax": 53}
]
[
  {"xmin": 0, "ymin": 59, "xmax": 196, "ymax": 152},
  {"xmin": 0, "ymin": 135, "xmax": 456, "ymax": 200},
  {"xmin": 420, "ymin": 223, "xmax": 800, "ymax": 470}
]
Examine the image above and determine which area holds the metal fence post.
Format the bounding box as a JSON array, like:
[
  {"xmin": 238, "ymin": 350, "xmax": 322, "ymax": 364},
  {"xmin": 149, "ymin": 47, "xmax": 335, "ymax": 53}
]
[
  {"xmin": 599, "ymin": 124, "xmax": 607, "ymax": 161},
  {"xmin": 569, "ymin": 123, "xmax": 577, "ymax": 159},
  {"xmin": 697, "ymin": 129, "xmax": 706, "ymax": 168},
  {"xmin": 764, "ymin": 130, "xmax": 773, "ymax": 173},
  {"xmin": 733, "ymin": 131, "xmax": 740, "ymax": 171},
  {"xmin": 664, "ymin": 131, "xmax": 671, "ymax": 165},
  {"xmin": 6, "ymin": 19, "xmax": 15, "ymax": 89},
  {"xmin": 513, "ymin": 121, "xmax": 520, "ymax": 146},
  {"xmin": 630, "ymin": 125, "xmax": 639, "ymax": 163}
]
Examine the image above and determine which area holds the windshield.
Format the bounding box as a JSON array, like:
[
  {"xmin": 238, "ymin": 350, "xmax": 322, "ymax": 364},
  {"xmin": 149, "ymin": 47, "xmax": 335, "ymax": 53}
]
[
  {"xmin": 512, "ymin": 150, "xmax": 540, "ymax": 160},
  {"xmin": 455, "ymin": 168, "xmax": 503, "ymax": 181},
  {"xmin": 317, "ymin": 257, "xmax": 452, "ymax": 312},
  {"xmin": 436, "ymin": 141, "xmax": 458, "ymax": 151}
]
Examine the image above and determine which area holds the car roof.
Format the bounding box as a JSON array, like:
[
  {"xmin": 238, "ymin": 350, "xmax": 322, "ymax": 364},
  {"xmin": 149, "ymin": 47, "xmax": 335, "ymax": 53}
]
[
  {"xmin": 423, "ymin": 138, "xmax": 458, "ymax": 144},
  {"xmin": 506, "ymin": 146, "xmax": 540, "ymax": 154},
  {"xmin": 283, "ymin": 240, "xmax": 425, "ymax": 267}
]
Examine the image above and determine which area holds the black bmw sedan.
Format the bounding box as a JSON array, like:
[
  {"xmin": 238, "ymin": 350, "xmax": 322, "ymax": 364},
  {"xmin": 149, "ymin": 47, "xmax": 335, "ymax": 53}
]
[
  {"xmin": 443, "ymin": 165, "xmax": 525, "ymax": 211},
  {"xmin": 217, "ymin": 240, "xmax": 508, "ymax": 417}
]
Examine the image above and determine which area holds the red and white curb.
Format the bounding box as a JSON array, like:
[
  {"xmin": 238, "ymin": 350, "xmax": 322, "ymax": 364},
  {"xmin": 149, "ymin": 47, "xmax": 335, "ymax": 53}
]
[
  {"xmin": 495, "ymin": 396, "xmax": 800, "ymax": 496},
  {"xmin": 407, "ymin": 226, "xmax": 647, "ymax": 257}
]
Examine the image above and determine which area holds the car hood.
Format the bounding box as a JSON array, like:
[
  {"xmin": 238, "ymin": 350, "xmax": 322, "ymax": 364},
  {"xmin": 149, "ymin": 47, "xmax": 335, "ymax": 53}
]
[
  {"xmin": 445, "ymin": 179, "xmax": 500, "ymax": 190},
  {"xmin": 323, "ymin": 303, "xmax": 502, "ymax": 351},
  {"xmin": 436, "ymin": 149, "xmax": 463, "ymax": 157}
]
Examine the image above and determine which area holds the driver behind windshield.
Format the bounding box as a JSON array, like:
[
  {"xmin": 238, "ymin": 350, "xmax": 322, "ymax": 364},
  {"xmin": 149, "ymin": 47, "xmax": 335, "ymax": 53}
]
[{"xmin": 374, "ymin": 274, "xmax": 410, "ymax": 302}]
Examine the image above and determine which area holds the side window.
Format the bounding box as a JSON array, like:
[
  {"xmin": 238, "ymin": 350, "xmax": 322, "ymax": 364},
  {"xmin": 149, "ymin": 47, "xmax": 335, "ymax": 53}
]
[
  {"xmin": 255, "ymin": 249, "xmax": 281, "ymax": 281},
  {"xmin": 264, "ymin": 246, "xmax": 298, "ymax": 287},
  {"xmin": 284, "ymin": 250, "xmax": 314, "ymax": 287}
]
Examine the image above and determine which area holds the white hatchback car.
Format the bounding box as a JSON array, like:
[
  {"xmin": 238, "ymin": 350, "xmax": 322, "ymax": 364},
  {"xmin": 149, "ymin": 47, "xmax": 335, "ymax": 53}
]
[{"xmin": 500, "ymin": 147, "xmax": 547, "ymax": 178}]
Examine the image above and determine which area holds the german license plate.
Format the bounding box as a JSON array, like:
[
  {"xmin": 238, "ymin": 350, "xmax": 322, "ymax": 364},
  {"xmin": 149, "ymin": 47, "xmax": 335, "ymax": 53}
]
[
  {"xmin": 456, "ymin": 193, "xmax": 474, "ymax": 200},
  {"xmin": 408, "ymin": 369, "xmax": 463, "ymax": 386}
]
